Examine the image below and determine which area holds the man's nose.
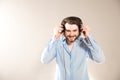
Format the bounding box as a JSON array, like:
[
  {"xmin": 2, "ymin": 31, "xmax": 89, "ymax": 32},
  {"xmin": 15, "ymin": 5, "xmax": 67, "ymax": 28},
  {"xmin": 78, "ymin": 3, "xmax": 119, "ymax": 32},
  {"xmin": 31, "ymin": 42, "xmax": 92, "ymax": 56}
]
[{"xmin": 69, "ymin": 32, "xmax": 74, "ymax": 36}]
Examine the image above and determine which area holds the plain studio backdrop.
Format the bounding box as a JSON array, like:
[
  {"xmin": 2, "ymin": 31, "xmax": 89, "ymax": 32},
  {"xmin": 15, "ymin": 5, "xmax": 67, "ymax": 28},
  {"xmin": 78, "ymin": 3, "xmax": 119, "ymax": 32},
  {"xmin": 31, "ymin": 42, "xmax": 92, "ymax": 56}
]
[{"xmin": 0, "ymin": 0, "xmax": 120, "ymax": 80}]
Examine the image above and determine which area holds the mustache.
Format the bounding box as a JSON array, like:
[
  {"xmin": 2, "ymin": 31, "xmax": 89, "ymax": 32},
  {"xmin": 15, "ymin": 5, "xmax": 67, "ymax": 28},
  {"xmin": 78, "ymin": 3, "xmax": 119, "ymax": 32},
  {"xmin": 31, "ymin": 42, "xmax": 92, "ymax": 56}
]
[
  {"xmin": 67, "ymin": 36, "xmax": 76, "ymax": 37},
  {"xmin": 66, "ymin": 35, "xmax": 79, "ymax": 39}
]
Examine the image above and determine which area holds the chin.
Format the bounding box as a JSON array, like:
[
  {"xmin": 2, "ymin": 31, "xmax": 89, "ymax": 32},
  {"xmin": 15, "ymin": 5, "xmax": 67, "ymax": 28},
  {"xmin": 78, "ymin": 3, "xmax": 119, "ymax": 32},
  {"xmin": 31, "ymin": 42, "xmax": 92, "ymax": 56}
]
[
  {"xmin": 68, "ymin": 39, "xmax": 76, "ymax": 42},
  {"xmin": 66, "ymin": 36, "xmax": 79, "ymax": 43}
]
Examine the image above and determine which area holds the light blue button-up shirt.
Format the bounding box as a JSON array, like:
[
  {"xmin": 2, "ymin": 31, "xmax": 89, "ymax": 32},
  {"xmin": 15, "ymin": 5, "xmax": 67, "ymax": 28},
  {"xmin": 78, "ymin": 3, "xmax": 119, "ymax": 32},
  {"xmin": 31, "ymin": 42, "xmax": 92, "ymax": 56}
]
[{"xmin": 41, "ymin": 35, "xmax": 105, "ymax": 80}]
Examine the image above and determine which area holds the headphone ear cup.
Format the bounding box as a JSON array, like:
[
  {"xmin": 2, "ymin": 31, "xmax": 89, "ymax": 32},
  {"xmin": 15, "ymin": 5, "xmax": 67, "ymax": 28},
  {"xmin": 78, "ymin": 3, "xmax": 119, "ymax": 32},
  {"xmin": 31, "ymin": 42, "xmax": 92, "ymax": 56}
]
[
  {"xmin": 83, "ymin": 31, "xmax": 86, "ymax": 35},
  {"xmin": 62, "ymin": 29, "xmax": 64, "ymax": 33},
  {"xmin": 80, "ymin": 28, "xmax": 83, "ymax": 33},
  {"xmin": 62, "ymin": 25, "xmax": 65, "ymax": 32}
]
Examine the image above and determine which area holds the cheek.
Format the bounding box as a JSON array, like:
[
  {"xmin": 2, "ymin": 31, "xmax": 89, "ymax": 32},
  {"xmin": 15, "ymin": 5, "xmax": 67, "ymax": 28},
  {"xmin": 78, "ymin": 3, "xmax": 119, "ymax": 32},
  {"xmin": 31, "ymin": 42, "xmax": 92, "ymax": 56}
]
[
  {"xmin": 76, "ymin": 32, "xmax": 80, "ymax": 35},
  {"xmin": 64, "ymin": 32, "xmax": 69, "ymax": 36},
  {"xmin": 74, "ymin": 31, "xmax": 79, "ymax": 35}
]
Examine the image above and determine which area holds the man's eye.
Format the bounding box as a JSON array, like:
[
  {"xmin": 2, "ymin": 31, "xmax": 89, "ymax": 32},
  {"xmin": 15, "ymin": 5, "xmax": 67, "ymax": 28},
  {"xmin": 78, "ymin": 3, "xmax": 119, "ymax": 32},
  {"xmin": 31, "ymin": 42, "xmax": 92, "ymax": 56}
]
[{"xmin": 73, "ymin": 30, "xmax": 77, "ymax": 32}]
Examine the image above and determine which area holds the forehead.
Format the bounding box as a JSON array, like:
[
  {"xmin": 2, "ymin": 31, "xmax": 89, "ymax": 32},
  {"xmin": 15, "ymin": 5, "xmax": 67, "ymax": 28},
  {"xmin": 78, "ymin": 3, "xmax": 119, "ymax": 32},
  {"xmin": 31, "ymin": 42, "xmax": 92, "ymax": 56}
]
[{"xmin": 65, "ymin": 23, "xmax": 78, "ymax": 30}]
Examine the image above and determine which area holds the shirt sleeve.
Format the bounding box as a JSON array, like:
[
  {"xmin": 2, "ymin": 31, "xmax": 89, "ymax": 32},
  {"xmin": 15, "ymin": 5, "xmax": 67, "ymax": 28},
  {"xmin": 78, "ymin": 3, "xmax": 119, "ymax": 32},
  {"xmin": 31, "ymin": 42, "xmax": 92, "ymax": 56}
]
[
  {"xmin": 83, "ymin": 35, "xmax": 105, "ymax": 63},
  {"xmin": 41, "ymin": 39, "xmax": 58, "ymax": 64}
]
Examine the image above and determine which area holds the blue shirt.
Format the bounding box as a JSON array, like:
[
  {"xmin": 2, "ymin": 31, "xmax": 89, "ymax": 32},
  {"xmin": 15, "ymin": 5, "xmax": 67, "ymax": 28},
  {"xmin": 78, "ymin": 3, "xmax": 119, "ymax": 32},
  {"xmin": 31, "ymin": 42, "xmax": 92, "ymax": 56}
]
[{"xmin": 41, "ymin": 35, "xmax": 105, "ymax": 80}]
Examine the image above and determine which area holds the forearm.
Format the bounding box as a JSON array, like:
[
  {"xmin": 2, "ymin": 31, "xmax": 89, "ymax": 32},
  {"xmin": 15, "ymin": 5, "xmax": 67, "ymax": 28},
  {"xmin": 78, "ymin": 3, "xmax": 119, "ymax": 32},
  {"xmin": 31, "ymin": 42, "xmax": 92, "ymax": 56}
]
[
  {"xmin": 41, "ymin": 39, "xmax": 58, "ymax": 64},
  {"xmin": 84, "ymin": 35, "xmax": 105, "ymax": 63}
]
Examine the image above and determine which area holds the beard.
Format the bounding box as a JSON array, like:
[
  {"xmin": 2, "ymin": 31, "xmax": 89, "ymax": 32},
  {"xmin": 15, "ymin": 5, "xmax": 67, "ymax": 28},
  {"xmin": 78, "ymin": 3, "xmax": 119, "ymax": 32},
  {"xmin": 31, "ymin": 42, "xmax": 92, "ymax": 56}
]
[{"xmin": 65, "ymin": 35, "xmax": 79, "ymax": 43}]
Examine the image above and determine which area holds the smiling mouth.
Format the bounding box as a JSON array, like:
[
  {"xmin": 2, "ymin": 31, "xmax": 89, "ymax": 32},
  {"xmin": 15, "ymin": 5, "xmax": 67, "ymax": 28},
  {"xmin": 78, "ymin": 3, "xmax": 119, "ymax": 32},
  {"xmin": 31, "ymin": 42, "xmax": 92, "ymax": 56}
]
[{"xmin": 68, "ymin": 36, "xmax": 75, "ymax": 38}]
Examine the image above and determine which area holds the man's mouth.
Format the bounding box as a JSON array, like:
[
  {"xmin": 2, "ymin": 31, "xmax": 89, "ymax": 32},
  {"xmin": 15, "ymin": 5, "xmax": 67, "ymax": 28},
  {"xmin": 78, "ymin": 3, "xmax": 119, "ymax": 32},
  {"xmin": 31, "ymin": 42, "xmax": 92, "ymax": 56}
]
[{"xmin": 68, "ymin": 36, "xmax": 75, "ymax": 38}]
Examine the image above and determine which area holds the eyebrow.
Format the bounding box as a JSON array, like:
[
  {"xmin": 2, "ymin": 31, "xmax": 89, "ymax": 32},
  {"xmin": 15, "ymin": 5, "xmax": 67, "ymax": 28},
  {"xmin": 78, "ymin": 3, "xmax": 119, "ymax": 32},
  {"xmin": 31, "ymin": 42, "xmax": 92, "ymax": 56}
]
[{"xmin": 66, "ymin": 29, "xmax": 78, "ymax": 31}]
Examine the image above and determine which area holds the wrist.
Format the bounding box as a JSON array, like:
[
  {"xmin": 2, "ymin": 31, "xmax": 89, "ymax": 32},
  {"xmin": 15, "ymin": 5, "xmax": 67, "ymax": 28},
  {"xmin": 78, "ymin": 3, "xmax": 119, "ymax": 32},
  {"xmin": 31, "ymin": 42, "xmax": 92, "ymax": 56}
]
[
  {"xmin": 85, "ymin": 36, "xmax": 91, "ymax": 44},
  {"xmin": 52, "ymin": 35, "xmax": 59, "ymax": 41}
]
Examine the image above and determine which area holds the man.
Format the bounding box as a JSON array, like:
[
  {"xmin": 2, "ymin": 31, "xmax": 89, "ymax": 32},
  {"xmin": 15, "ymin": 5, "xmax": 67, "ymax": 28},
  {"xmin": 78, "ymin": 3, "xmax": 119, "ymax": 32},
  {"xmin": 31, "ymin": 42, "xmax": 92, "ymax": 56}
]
[{"xmin": 41, "ymin": 16, "xmax": 105, "ymax": 80}]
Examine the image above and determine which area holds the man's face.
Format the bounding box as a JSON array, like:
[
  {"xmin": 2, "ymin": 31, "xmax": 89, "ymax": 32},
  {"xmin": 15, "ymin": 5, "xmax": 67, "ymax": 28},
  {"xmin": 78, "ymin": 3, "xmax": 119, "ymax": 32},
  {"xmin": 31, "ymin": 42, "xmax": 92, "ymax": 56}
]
[{"xmin": 64, "ymin": 23, "xmax": 80, "ymax": 43}]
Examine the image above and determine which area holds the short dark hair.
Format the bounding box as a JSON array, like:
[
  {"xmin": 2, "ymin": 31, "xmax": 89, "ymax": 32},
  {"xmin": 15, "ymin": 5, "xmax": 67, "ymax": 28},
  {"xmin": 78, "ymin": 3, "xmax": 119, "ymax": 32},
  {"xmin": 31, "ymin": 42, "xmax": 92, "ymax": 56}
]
[{"xmin": 61, "ymin": 16, "xmax": 83, "ymax": 32}]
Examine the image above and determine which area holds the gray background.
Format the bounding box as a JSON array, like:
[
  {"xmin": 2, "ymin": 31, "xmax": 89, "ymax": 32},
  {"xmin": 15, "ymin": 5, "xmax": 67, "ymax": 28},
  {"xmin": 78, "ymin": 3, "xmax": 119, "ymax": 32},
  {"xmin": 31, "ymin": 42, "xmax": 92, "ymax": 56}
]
[{"xmin": 0, "ymin": 0, "xmax": 120, "ymax": 80}]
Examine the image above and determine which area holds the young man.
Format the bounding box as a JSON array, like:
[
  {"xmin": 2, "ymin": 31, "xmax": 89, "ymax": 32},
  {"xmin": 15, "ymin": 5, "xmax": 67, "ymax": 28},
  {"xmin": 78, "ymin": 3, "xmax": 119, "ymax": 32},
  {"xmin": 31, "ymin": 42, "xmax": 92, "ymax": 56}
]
[{"xmin": 41, "ymin": 16, "xmax": 105, "ymax": 80}]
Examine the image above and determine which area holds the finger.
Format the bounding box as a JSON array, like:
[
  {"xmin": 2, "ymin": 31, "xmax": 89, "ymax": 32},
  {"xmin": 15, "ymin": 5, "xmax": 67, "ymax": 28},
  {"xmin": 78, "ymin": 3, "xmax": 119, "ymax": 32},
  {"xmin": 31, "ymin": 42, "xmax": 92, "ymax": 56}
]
[
  {"xmin": 58, "ymin": 26, "xmax": 64, "ymax": 32},
  {"xmin": 58, "ymin": 29, "xmax": 62, "ymax": 33},
  {"xmin": 82, "ymin": 24, "xmax": 87, "ymax": 28},
  {"xmin": 81, "ymin": 26, "xmax": 86, "ymax": 32}
]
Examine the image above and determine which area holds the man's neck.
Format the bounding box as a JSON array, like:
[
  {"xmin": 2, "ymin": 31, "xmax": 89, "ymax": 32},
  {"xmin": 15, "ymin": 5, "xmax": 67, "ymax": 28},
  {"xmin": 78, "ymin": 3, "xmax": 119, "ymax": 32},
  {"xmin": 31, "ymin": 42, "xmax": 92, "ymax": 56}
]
[
  {"xmin": 66, "ymin": 40, "xmax": 74, "ymax": 45},
  {"xmin": 66, "ymin": 41, "xmax": 74, "ymax": 52}
]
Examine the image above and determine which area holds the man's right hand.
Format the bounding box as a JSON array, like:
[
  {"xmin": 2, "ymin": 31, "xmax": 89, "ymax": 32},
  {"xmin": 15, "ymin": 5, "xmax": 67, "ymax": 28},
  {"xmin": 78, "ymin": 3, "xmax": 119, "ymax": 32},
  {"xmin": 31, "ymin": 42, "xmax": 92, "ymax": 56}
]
[{"xmin": 52, "ymin": 25, "xmax": 64, "ymax": 41}]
